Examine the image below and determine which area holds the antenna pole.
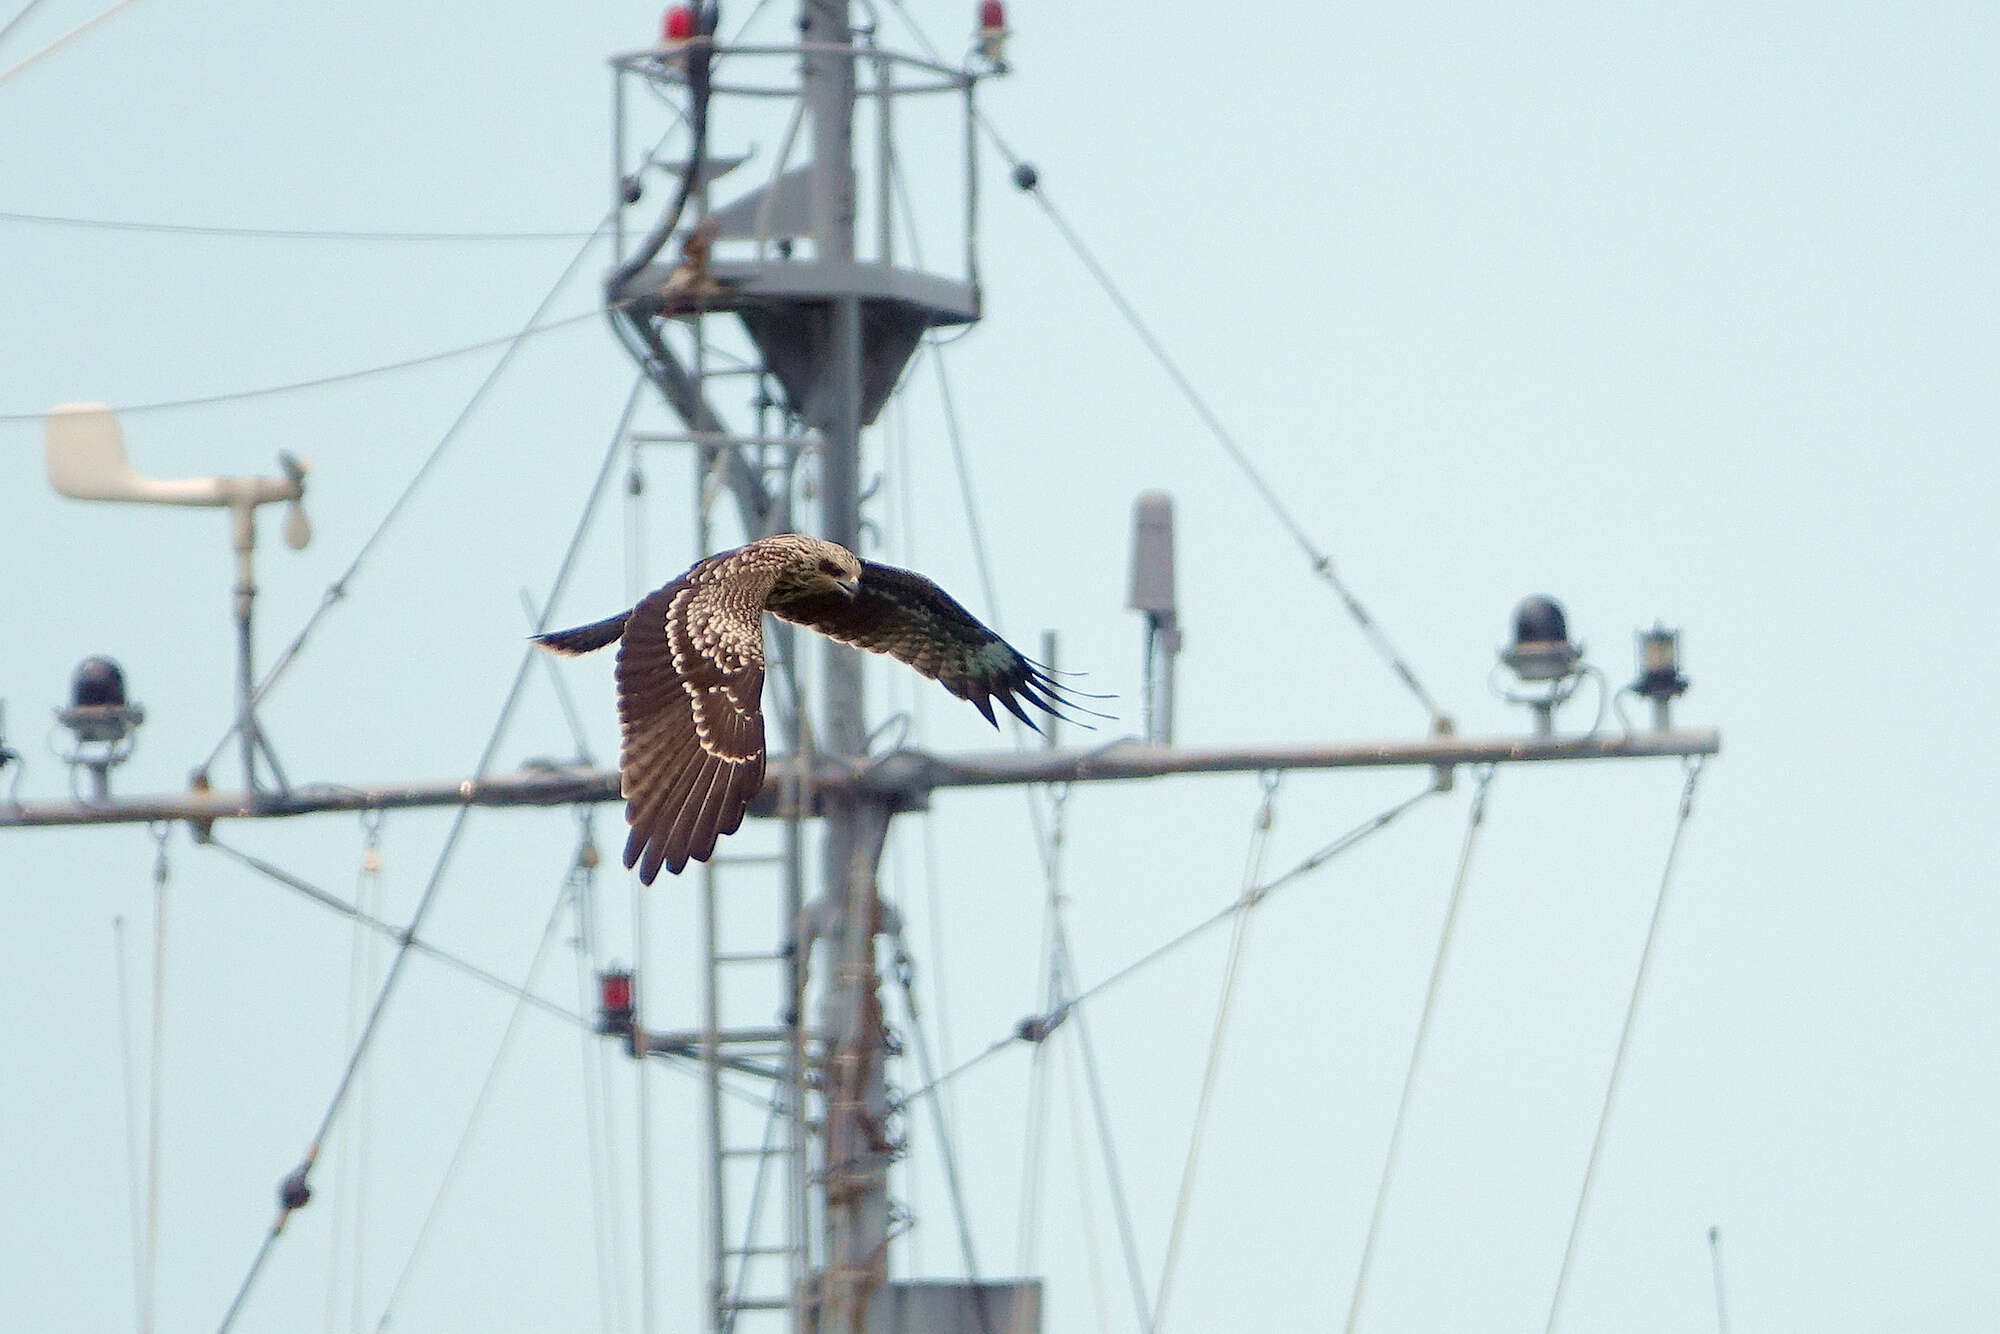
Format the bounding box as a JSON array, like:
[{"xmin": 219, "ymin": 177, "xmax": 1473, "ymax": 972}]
[
  {"xmin": 224, "ymin": 486, "xmax": 295, "ymax": 794},
  {"xmin": 230, "ymin": 498, "xmax": 269, "ymax": 793}
]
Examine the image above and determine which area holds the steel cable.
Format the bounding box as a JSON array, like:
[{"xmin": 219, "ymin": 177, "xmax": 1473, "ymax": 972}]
[
  {"xmin": 145, "ymin": 823, "xmax": 169, "ymax": 1334},
  {"xmin": 213, "ymin": 386, "xmax": 634, "ymax": 1332},
  {"xmin": 0, "ymin": 0, "xmax": 52, "ymax": 47},
  {"xmin": 891, "ymin": 932, "xmax": 998, "ymax": 1334},
  {"xmin": 1149, "ymin": 775, "xmax": 1282, "ymax": 1334},
  {"xmin": 997, "ymin": 157, "xmax": 1448, "ymax": 732},
  {"xmin": 1343, "ymin": 766, "xmax": 1494, "ymax": 1333},
  {"xmin": 370, "ymin": 856, "xmax": 585, "ymax": 1331},
  {"xmin": 0, "ymin": 208, "xmax": 604, "ymax": 242},
  {"xmin": 1543, "ymin": 758, "xmax": 1707, "ymax": 1333},
  {"xmin": 858, "ymin": 12, "xmax": 1452, "ymax": 732},
  {"xmin": 111, "ymin": 915, "xmax": 148, "ymax": 1334},
  {"xmin": 189, "ymin": 282, "xmax": 639, "ymax": 780},
  {"xmin": 899, "ymin": 782, "xmax": 1442, "ymax": 1105},
  {"xmin": 0, "ymin": 0, "xmax": 139, "ymax": 89},
  {"xmin": 0, "ymin": 306, "xmax": 610, "ymax": 426},
  {"xmin": 202, "ymin": 833, "xmax": 585, "ymax": 1029}
]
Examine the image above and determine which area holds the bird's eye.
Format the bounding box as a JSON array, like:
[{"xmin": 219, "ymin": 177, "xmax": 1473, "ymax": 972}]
[{"xmin": 819, "ymin": 559, "xmax": 845, "ymax": 576}]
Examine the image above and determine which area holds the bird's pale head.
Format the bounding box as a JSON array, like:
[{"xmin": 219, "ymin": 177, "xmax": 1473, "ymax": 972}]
[{"xmin": 762, "ymin": 533, "xmax": 863, "ymax": 600}]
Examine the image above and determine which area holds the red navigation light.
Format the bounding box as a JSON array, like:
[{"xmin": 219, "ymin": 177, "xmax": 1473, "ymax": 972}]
[
  {"xmin": 662, "ymin": 4, "xmax": 695, "ymax": 42},
  {"xmin": 976, "ymin": 0, "xmax": 1009, "ymax": 61},
  {"xmin": 599, "ymin": 969, "xmax": 635, "ymax": 1014}
]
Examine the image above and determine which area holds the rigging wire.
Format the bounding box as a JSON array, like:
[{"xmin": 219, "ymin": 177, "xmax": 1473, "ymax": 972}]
[
  {"xmin": 904, "ymin": 242, "xmax": 1438, "ymax": 1319},
  {"xmin": 566, "ymin": 812, "xmax": 628, "ymax": 1334},
  {"xmin": 1000, "ymin": 159, "xmax": 1449, "ymax": 732},
  {"xmin": 1056, "ymin": 924, "xmax": 1154, "ymax": 1333},
  {"xmin": 0, "ymin": 208, "xmax": 605, "ymax": 243},
  {"xmin": 325, "ymin": 814, "xmax": 385, "ymax": 1334},
  {"xmin": 0, "ymin": 0, "xmax": 138, "ymax": 89},
  {"xmin": 898, "ymin": 1, "xmax": 1448, "ymax": 731},
  {"xmin": 1012, "ymin": 783, "xmax": 1065, "ymax": 1277},
  {"xmin": 213, "ymin": 387, "xmax": 635, "ymax": 1334},
  {"xmin": 1149, "ymin": 774, "xmax": 1283, "ymax": 1334},
  {"xmin": 900, "ymin": 782, "xmax": 1443, "ymax": 1109},
  {"xmin": 0, "ymin": 0, "xmax": 52, "ymax": 48},
  {"xmin": 190, "ymin": 355, "xmax": 630, "ymax": 778},
  {"xmin": 893, "ymin": 103, "xmax": 1457, "ymax": 1325},
  {"xmin": 890, "ymin": 930, "xmax": 997, "ymax": 1334},
  {"xmin": 924, "ymin": 338, "xmax": 1004, "ymax": 627},
  {"xmin": 997, "ymin": 772, "xmax": 1150, "ymax": 1332},
  {"xmin": 112, "ymin": 915, "xmax": 149, "ymax": 1334},
  {"xmin": 177, "ymin": 161, "xmax": 662, "ymax": 776},
  {"xmin": 880, "ymin": 110, "xmax": 1005, "ymax": 636},
  {"xmin": 882, "ymin": 120, "xmax": 1099, "ymax": 1273},
  {"xmin": 909, "ymin": 201, "xmax": 1139, "ymax": 1324},
  {"xmin": 884, "ymin": 379, "xmax": 971, "ymax": 1276},
  {"xmin": 1342, "ymin": 766, "xmax": 1495, "ymax": 1334},
  {"xmin": 719, "ymin": 1094, "xmax": 786, "ymax": 1334},
  {"xmin": 883, "ymin": 125, "xmax": 1118, "ymax": 1329},
  {"xmin": 1707, "ymin": 1224, "xmax": 1731, "ymax": 1334},
  {"xmin": 1058, "ymin": 1033, "xmax": 1118, "ymax": 1334},
  {"xmin": 521, "ymin": 588, "xmax": 598, "ymax": 765},
  {"xmin": 201, "ymin": 833, "xmax": 586, "ymax": 1029},
  {"xmin": 0, "ymin": 305, "xmax": 604, "ymax": 425},
  {"xmin": 1003, "ymin": 770, "xmax": 1151, "ymax": 1332},
  {"xmin": 883, "ymin": 146, "xmax": 1075, "ymax": 1282},
  {"xmin": 1543, "ymin": 757, "xmax": 1707, "ymax": 1334},
  {"xmin": 1081, "ymin": 784, "xmax": 1441, "ymax": 1016},
  {"xmin": 633, "ymin": 821, "xmax": 658, "ymax": 1334},
  {"xmin": 369, "ymin": 844, "xmax": 590, "ymax": 1332},
  {"xmin": 145, "ymin": 822, "xmax": 169, "ymax": 1334}
]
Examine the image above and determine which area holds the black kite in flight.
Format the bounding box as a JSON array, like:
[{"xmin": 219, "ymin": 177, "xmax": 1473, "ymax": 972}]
[{"xmin": 535, "ymin": 533, "xmax": 1079, "ymax": 881}]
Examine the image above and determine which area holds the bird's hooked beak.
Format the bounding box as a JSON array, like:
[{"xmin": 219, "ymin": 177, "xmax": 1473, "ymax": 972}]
[{"xmin": 836, "ymin": 573, "xmax": 862, "ymax": 599}]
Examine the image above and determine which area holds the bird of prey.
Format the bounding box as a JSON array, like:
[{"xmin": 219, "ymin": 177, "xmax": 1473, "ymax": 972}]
[{"xmin": 535, "ymin": 533, "xmax": 1081, "ymax": 882}]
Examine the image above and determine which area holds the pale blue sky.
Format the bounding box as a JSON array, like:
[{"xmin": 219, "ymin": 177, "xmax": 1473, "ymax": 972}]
[{"xmin": 3, "ymin": 3, "xmax": 1996, "ymax": 1332}]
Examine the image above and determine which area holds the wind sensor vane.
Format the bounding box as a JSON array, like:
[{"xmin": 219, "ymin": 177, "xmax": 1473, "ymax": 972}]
[{"xmin": 43, "ymin": 402, "xmax": 312, "ymax": 794}]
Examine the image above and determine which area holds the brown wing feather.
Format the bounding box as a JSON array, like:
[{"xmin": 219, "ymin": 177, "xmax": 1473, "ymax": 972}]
[
  {"xmin": 615, "ymin": 570, "xmax": 768, "ymax": 883},
  {"xmin": 769, "ymin": 560, "xmax": 1074, "ymax": 730}
]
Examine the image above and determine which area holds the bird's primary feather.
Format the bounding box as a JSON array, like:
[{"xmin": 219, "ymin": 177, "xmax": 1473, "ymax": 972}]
[
  {"xmin": 767, "ymin": 561, "xmax": 1072, "ymax": 729},
  {"xmin": 533, "ymin": 533, "xmax": 1083, "ymax": 882}
]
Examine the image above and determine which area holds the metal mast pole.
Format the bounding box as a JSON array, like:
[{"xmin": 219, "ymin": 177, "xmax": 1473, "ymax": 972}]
[{"xmin": 800, "ymin": 3, "xmax": 894, "ymax": 1329}]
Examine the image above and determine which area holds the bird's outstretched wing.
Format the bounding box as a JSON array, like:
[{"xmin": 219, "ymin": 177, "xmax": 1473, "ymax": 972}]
[
  {"xmin": 771, "ymin": 560, "xmax": 1075, "ymax": 729},
  {"xmin": 615, "ymin": 568, "xmax": 768, "ymax": 882}
]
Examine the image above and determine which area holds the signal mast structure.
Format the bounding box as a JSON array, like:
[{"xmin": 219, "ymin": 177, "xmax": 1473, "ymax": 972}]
[
  {"xmin": 1, "ymin": 5, "xmax": 1721, "ymax": 1333},
  {"xmin": 603, "ymin": 6, "xmax": 1015, "ymax": 1330},
  {"xmin": 593, "ymin": 7, "xmax": 1718, "ymax": 1332}
]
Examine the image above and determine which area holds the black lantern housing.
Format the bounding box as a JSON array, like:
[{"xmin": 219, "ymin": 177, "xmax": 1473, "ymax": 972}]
[
  {"xmin": 72, "ymin": 656, "xmax": 127, "ymax": 708},
  {"xmin": 1500, "ymin": 595, "xmax": 1582, "ymax": 684},
  {"xmin": 57, "ymin": 656, "xmax": 146, "ymax": 745}
]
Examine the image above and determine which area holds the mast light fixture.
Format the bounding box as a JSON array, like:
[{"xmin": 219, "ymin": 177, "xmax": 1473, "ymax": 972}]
[
  {"xmin": 1630, "ymin": 623, "xmax": 1690, "ymax": 730},
  {"xmin": 1501, "ymin": 594, "xmax": 1582, "ymax": 683},
  {"xmin": 1495, "ymin": 595, "xmax": 1587, "ymax": 736},
  {"xmin": 55, "ymin": 655, "xmax": 145, "ymax": 800}
]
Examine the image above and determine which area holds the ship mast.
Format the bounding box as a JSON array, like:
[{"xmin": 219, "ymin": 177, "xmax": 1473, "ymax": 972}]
[
  {"xmin": 6, "ymin": 8, "xmax": 1722, "ymax": 1333},
  {"xmin": 603, "ymin": 4, "xmax": 998, "ymax": 1329}
]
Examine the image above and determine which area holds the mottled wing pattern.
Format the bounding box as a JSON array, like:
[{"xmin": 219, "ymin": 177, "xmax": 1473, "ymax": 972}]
[
  {"xmin": 771, "ymin": 560, "xmax": 1069, "ymax": 729},
  {"xmin": 615, "ymin": 562, "xmax": 769, "ymax": 882}
]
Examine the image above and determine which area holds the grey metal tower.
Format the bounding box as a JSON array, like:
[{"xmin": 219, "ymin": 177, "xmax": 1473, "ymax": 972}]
[{"xmin": 605, "ymin": 9, "xmax": 1009, "ymax": 1332}]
